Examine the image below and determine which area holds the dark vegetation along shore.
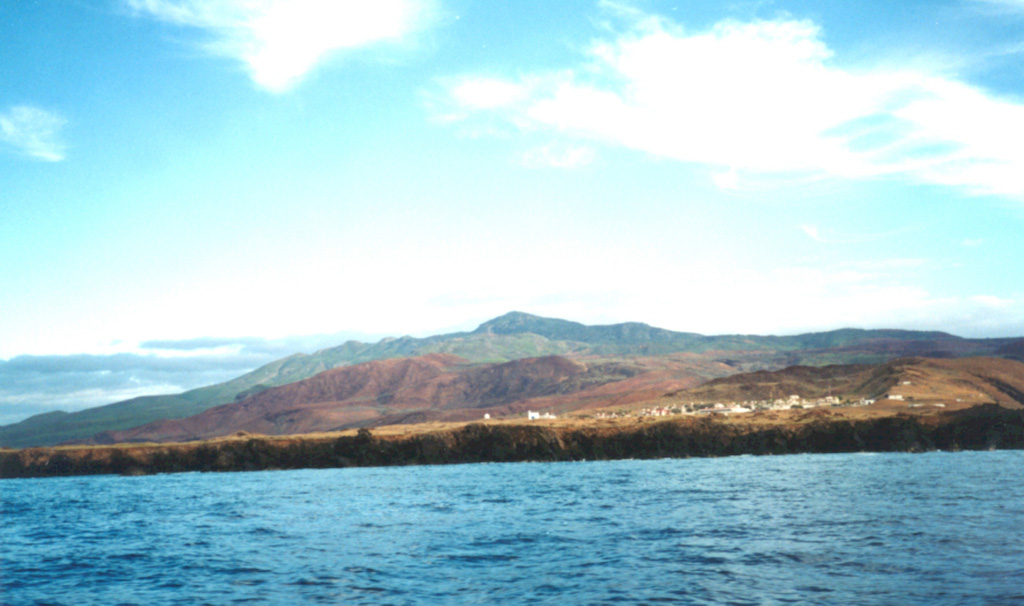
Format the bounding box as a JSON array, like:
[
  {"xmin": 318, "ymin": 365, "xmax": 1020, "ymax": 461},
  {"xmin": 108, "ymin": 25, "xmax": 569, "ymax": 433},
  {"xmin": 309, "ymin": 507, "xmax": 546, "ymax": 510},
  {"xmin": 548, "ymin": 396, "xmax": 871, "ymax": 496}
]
[
  {"xmin": 4, "ymin": 313, "xmax": 1022, "ymax": 479},
  {"xmin": 6, "ymin": 311, "xmax": 1022, "ymax": 449},
  {"xmin": 3, "ymin": 405, "xmax": 1022, "ymax": 479}
]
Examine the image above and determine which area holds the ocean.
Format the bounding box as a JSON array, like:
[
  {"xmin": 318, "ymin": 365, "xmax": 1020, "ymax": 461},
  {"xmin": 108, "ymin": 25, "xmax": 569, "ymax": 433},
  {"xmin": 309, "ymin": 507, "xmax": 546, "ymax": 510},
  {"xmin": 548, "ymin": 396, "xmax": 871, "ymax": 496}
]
[{"xmin": 2, "ymin": 451, "xmax": 1023, "ymax": 605}]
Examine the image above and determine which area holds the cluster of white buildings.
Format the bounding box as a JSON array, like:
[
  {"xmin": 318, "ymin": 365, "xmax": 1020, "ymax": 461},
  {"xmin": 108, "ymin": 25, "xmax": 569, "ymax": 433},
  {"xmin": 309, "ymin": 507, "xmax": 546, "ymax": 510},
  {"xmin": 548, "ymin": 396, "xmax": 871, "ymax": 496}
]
[
  {"xmin": 526, "ymin": 410, "xmax": 557, "ymax": 420},
  {"xmin": 689, "ymin": 394, "xmax": 877, "ymax": 413},
  {"xmin": 593, "ymin": 407, "xmax": 679, "ymax": 419},
  {"xmin": 696, "ymin": 403, "xmax": 753, "ymax": 415},
  {"xmin": 520, "ymin": 393, "xmax": 886, "ymax": 422},
  {"xmin": 638, "ymin": 407, "xmax": 673, "ymax": 417},
  {"xmin": 590, "ymin": 394, "xmax": 879, "ymax": 419}
]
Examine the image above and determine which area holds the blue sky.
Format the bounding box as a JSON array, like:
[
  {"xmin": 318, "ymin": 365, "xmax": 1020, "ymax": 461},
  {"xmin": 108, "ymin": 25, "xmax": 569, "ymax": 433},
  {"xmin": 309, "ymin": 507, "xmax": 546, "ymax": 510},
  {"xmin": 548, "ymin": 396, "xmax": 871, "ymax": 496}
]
[{"xmin": 2, "ymin": 0, "xmax": 1023, "ymax": 423}]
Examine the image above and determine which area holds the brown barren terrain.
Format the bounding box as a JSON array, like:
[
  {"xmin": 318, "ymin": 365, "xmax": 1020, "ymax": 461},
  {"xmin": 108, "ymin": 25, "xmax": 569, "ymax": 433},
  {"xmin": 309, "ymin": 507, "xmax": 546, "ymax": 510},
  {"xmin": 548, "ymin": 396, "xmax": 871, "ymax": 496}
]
[
  {"xmin": 3, "ymin": 400, "xmax": 1024, "ymax": 479},
  {"xmin": 661, "ymin": 357, "xmax": 1024, "ymax": 413},
  {"xmin": 83, "ymin": 353, "xmax": 736, "ymax": 445},
  {"xmin": 4, "ymin": 355, "xmax": 1020, "ymax": 478}
]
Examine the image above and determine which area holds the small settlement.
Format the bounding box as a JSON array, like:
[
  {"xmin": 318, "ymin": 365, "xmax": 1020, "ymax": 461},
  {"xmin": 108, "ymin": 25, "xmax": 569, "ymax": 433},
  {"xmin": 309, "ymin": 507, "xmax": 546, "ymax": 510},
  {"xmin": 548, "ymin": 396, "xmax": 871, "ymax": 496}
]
[{"xmin": 592, "ymin": 394, "xmax": 878, "ymax": 419}]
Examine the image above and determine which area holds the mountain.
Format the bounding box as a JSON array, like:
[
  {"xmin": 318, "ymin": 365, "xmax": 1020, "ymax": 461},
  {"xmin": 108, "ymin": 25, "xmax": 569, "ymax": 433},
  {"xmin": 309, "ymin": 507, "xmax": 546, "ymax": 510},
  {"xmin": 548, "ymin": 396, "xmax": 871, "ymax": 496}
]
[
  {"xmin": 85, "ymin": 354, "xmax": 1024, "ymax": 446},
  {"xmin": 87, "ymin": 353, "xmax": 678, "ymax": 444},
  {"xmin": 2, "ymin": 312, "xmax": 1020, "ymax": 447},
  {"xmin": 473, "ymin": 312, "xmax": 694, "ymax": 343},
  {"xmin": 474, "ymin": 312, "xmax": 975, "ymax": 354},
  {"xmin": 0, "ymin": 351, "xmax": 348, "ymax": 449}
]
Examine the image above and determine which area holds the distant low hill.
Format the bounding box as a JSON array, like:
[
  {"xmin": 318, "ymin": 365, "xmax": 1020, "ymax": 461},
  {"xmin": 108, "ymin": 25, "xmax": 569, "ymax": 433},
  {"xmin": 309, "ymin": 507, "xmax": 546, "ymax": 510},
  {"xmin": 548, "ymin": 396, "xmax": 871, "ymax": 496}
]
[
  {"xmin": 82, "ymin": 352, "xmax": 739, "ymax": 445},
  {"xmin": 88, "ymin": 354, "xmax": 645, "ymax": 444},
  {"xmin": 2, "ymin": 311, "xmax": 1021, "ymax": 447},
  {"xmin": 662, "ymin": 357, "xmax": 1024, "ymax": 411},
  {"xmin": 86, "ymin": 354, "xmax": 1024, "ymax": 446}
]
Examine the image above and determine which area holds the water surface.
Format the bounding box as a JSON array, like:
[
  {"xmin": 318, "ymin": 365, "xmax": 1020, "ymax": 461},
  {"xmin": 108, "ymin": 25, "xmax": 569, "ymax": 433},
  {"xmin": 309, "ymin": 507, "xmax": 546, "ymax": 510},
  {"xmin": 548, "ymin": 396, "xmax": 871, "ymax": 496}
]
[{"xmin": 3, "ymin": 451, "xmax": 1023, "ymax": 605}]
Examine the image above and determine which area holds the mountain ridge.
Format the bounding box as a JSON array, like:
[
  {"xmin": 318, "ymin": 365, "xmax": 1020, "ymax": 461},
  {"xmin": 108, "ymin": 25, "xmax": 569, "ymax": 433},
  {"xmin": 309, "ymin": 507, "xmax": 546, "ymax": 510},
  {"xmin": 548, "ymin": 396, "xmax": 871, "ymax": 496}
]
[
  {"xmin": 81, "ymin": 354, "xmax": 1024, "ymax": 446},
  {"xmin": 86, "ymin": 353, "xmax": 653, "ymax": 444},
  {"xmin": 2, "ymin": 312, "xmax": 1020, "ymax": 447}
]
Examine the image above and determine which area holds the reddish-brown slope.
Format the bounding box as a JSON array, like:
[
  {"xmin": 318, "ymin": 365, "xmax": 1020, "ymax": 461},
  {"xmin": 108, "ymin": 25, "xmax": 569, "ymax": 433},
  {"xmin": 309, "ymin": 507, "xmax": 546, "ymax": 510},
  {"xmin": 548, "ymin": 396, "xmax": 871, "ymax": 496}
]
[
  {"xmin": 86, "ymin": 353, "xmax": 1022, "ymax": 446},
  {"xmin": 92, "ymin": 354, "xmax": 466, "ymax": 443},
  {"xmin": 87, "ymin": 354, "xmax": 659, "ymax": 444},
  {"xmin": 306, "ymin": 355, "xmax": 738, "ymax": 427},
  {"xmin": 892, "ymin": 357, "xmax": 1024, "ymax": 408},
  {"xmin": 242, "ymin": 353, "xmax": 466, "ymax": 411},
  {"xmin": 660, "ymin": 356, "xmax": 1024, "ymax": 412},
  {"xmin": 667, "ymin": 363, "xmax": 874, "ymax": 403}
]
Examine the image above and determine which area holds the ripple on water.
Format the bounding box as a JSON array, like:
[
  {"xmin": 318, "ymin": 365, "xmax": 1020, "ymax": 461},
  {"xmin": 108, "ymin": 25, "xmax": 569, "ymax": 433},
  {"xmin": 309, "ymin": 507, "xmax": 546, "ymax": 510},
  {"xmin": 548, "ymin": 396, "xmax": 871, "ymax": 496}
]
[{"xmin": 2, "ymin": 451, "xmax": 1023, "ymax": 605}]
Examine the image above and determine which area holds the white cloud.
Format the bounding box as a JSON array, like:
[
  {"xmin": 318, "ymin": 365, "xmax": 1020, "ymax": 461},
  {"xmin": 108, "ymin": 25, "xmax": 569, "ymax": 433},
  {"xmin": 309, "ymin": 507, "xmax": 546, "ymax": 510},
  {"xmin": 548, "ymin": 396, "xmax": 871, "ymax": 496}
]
[
  {"xmin": 603, "ymin": 261, "xmax": 1024, "ymax": 338},
  {"xmin": 797, "ymin": 224, "xmax": 921, "ymax": 246},
  {"xmin": 520, "ymin": 143, "xmax": 595, "ymax": 168},
  {"xmin": 800, "ymin": 225, "xmax": 822, "ymax": 242},
  {"xmin": 127, "ymin": 0, "xmax": 437, "ymax": 92},
  {"xmin": 970, "ymin": 294, "xmax": 1014, "ymax": 308},
  {"xmin": 196, "ymin": 237, "xmax": 1018, "ymax": 340},
  {"xmin": 451, "ymin": 78, "xmax": 527, "ymax": 109},
  {"xmin": 711, "ymin": 167, "xmax": 740, "ymax": 190},
  {"xmin": 0, "ymin": 106, "xmax": 67, "ymax": 161},
  {"xmin": 972, "ymin": 0, "xmax": 1024, "ymax": 13},
  {"xmin": 440, "ymin": 11, "xmax": 1024, "ymax": 198}
]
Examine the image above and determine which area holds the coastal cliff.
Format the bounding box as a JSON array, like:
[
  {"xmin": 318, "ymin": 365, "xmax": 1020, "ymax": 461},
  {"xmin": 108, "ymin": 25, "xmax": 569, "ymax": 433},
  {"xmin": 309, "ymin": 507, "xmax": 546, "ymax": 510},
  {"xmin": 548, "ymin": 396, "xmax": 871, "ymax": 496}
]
[{"xmin": 2, "ymin": 404, "xmax": 1022, "ymax": 479}]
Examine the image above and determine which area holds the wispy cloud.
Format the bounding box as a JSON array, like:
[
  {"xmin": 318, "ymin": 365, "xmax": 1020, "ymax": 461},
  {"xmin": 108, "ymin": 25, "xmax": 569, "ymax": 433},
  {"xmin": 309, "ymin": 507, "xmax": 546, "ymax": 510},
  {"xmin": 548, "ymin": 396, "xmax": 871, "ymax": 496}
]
[
  {"xmin": 798, "ymin": 224, "xmax": 920, "ymax": 245},
  {"xmin": 439, "ymin": 10, "xmax": 1024, "ymax": 198},
  {"xmin": 971, "ymin": 0, "xmax": 1024, "ymax": 14},
  {"xmin": 800, "ymin": 225, "xmax": 823, "ymax": 242},
  {"xmin": 520, "ymin": 143, "xmax": 595, "ymax": 168},
  {"xmin": 127, "ymin": 0, "xmax": 438, "ymax": 92},
  {"xmin": 603, "ymin": 259, "xmax": 1024, "ymax": 338},
  {"xmin": 0, "ymin": 105, "xmax": 67, "ymax": 161}
]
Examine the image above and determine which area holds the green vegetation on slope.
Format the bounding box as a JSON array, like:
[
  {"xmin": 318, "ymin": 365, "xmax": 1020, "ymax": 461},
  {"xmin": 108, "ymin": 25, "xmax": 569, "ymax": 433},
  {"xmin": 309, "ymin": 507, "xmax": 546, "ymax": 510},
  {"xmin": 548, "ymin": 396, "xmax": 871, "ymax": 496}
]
[{"xmin": 2, "ymin": 311, "xmax": 1018, "ymax": 448}]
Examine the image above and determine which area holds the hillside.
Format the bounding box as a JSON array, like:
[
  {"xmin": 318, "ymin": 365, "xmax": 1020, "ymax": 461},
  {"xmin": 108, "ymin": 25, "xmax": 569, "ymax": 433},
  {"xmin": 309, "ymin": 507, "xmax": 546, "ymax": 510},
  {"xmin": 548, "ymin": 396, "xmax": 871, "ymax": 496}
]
[
  {"xmin": 660, "ymin": 357, "xmax": 1024, "ymax": 413},
  {"xmin": 663, "ymin": 363, "xmax": 874, "ymax": 404},
  {"xmin": 80, "ymin": 355, "xmax": 1024, "ymax": 446},
  {"xmin": 2, "ymin": 311, "xmax": 1021, "ymax": 448},
  {"xmin": 0, "ymin": 351, "xmax": 337, "ymax": 448},
  {"xmin": 6, "ymin": 404, "xmax": 1024, "ymax": 479},
  {"xmin": 87, "ymin": 353, "xmax": 682, "ymax": 444}
]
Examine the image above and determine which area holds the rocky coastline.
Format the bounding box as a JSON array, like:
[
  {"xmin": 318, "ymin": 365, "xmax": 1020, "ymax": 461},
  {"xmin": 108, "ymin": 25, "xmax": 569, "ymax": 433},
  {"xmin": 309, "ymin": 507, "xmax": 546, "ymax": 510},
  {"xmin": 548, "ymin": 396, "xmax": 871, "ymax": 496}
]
[{"xmin": 2, "ymin": 404, "xmax": 1022, "ymax": 479}]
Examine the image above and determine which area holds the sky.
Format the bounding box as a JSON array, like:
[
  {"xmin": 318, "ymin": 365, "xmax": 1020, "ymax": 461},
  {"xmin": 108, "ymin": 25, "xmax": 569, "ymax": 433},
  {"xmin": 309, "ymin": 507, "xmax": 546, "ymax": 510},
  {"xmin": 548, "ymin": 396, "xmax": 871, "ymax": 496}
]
[{"xmin": 2, "ymin": 0, "xmax": 1024, "ymax": 425}]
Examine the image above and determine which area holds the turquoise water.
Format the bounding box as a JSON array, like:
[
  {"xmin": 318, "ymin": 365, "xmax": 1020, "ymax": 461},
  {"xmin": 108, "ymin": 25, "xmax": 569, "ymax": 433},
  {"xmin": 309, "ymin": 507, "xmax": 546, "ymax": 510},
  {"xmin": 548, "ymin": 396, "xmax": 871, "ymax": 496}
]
[{"xmin": 3, "ymin": 451, "xmax": 1023, "ymax": 605}]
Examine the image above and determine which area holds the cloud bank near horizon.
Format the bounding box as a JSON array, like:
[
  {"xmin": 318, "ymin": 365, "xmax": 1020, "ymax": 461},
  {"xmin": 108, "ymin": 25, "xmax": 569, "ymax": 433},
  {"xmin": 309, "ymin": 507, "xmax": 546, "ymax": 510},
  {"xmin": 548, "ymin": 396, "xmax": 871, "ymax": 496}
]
[
  {"xmin": 2, "ymin": 302, "xmax": 1022, "ymax": 426},
  {"xmin": 0, "ymin": 330, "xmax": 388, "ymax": 426},
  {"xmin": 441, "ymin": 11, "xmax": 1024, "ymax": 198}
]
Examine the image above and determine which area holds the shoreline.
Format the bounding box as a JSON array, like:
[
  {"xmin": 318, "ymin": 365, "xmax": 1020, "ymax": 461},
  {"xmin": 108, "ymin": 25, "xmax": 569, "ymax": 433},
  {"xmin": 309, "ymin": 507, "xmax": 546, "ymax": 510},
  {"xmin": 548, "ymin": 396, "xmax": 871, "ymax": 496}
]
[{"xmin": 2, "ymin": 404, "xmax": 1022, "ymax": 479}]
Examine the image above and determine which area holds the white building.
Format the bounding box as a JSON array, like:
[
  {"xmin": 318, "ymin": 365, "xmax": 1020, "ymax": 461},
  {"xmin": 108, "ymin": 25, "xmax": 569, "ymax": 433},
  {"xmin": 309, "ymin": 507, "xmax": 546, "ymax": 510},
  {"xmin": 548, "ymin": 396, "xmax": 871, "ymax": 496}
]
[{"xmin": 527, "ymin": 410, "xmax": 556, "ymax": 420}]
